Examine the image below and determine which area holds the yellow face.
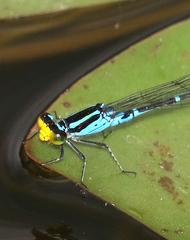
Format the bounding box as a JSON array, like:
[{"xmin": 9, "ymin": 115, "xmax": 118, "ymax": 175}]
[
  {"xmin": 37, "ymin": 117, "xmax": 55, "ymax": 142},
  {"xmin": 37, "ymin": 114, "xmax": 65, "ymax": 145}
]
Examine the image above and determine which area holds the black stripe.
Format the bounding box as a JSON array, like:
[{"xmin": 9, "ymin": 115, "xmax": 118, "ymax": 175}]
[
  {"xmin": 58, "ymin": 120, "xmax": 66, "ymax": 129},
  {"xmin": 66, "ymin": 103, "xmax": 102, "ymax": 125},
  {"xmin": 69, "ymin": 114, "xmax": 100, "ymax": 133},
  {"xmin": 121, "ymin": 110, "xmax": 134, "ymax": 119}
]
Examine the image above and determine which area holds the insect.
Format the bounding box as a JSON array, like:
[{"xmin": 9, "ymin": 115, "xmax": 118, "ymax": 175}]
[{"xmin": 34, "ymin": 74, "xmax": 190, "ymax": 186}]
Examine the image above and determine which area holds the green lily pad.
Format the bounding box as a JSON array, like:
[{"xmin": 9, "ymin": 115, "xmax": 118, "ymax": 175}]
[
  {"xmin": 0, "ymin": 0, "xmax": 118, "ymax": 18},
  {"xmin": 25, "ymin": 18, "xmax": 190, "ymax": 240}
]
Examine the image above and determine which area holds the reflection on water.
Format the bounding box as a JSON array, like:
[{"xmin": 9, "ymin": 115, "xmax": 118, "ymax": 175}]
[{"xmin": 32, "ymin": 224, "xmax": 77, "ymax": 240}]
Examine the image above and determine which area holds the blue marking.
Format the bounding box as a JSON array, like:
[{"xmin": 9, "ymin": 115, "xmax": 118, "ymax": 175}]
[
  {"xmin": 175, "ymin": 95, "xmax": 181, "ymax": 102},
  {"xmin": 47, "ymin": 113, "xmax": 54, "ymax": 120},
  {"xmin": 111, "ymin": 112, "xmax": 133, "ymax": 127},
  {"xmin": 133, "ymin": 108, "xmax": 150, "ymax": 117},
  {"xmin": 110, "ymin": 108, "xmax": 150, "ymax": 128},
  {"xmin": 71, "ymin": 111, "xmax": 111, "ymax": 136},
  {"xmin": 69, "ymin": 109, "xmax": 100, "ymax": 129},
  {"xmin": 56, "ymin": 123, "xmax": 66, "ymax": 131}
]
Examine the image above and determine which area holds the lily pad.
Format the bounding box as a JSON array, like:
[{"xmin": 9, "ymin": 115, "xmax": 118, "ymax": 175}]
[
  {"xmin": 25, "ymin": 18, "xmax": 190, "ymax": 240},
  {"xmin": 0, "ymin": 0, "xmax": 117, "ymax": 18}
]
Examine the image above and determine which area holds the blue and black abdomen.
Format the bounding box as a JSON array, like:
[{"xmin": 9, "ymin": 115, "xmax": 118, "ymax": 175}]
[{"xmin": 64, "ymin": 103, "xmax": 149, "ymax": 137}]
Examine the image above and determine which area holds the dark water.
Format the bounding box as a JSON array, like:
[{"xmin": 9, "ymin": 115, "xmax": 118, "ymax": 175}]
[{"xmin": 0, "ymin": 1, "xmax": 189, "ymax": 239}]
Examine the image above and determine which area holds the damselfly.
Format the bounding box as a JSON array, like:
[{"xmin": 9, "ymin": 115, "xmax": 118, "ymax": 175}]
[{"xmin": 34, "ymin": 74, "xmax": 190, "ymax": 185}]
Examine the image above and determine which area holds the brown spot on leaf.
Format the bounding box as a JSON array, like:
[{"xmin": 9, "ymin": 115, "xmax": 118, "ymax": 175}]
[
  {"xmin": 184, "ymin": 184, "xmax": 188, "ymax": 190},
  {"xmin": 153, "ymin": 141, "xmax": 171, "ymax": 158},
  {"xmin": 177, "ymin": 199, "xmax": 184, "ymax": 205},
  {"xmin": 83, "ymin": 84, "xmax": 89, "ymax": 90},
  {"xmin": 153, "ymin": 140, "xmax": 158, "ymax": 146},
  {"xmin": 150, "ymin": 42, "xmax": 162, "ymax": 56},
  {"xmin": 175, "ymin": 174, "xmax": 181, "ymax": 178},
  {"xmin": 143, "ymin": 169, "xmax": 156, "ymax": 181},
  {"xmin": 63, "ymin": 101, "xmax": 71, "ymax": 108},
  {"xmin": 153, "ymin": 141, "xmax": 174, "ymax": 173},
  {"xmin": 110, "ymin": 58, "xmax": 115, "ymax": 64},
  {"xmin": 158, "ymin": 176, "xmax": 178, "ymax": 200},
  {"xmin": 160, "ymin": 160, "xmax": 173, "ymax": 172},
  {"xmin": 168, "ymin": 153, "xmax": 174, "ymax": 159},
  {"xmin": 148, "ymin": 150, "xmax": 154, "ymax": 157},
  {"xmin": 154, "ymin": 42, "xmax": 162, "ymax": 51},
  {"xmin": 149, "ymin": 171, "xmax": 155, "ymax": 176}
]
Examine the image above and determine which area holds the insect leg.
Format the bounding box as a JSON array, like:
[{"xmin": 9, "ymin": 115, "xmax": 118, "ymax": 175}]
[
  {"xmin": 53, "ymin": 110, "xmax": 60, "ymax": 119},
  {"xmin": 102, "ymin": 129, "xmax": 112, "ymax": 139},
  {"xmin": 72, "ymin": 138, "xmax": 136, "ymax": 176},
  {"xmin": 41, "ymin": 144, "xmax": 64, "ymax": 165},
  {"xmin": 66, "ymin": 140, "xmax": 87, "ymax": 186}
]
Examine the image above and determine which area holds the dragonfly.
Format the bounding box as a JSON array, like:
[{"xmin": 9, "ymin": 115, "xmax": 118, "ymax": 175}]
[{"xmin": 34, "ymin": 74, "xmax": 190, "ymax": 186}]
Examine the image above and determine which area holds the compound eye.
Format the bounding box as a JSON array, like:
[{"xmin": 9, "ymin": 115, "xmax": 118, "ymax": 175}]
[
  {"xmin": 56, "ymin": 132, "xmax": 66, "ymax": 141},
  {"xmin": 40, "ymin": 113, "xmax": 54, "ymax": 125}
]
